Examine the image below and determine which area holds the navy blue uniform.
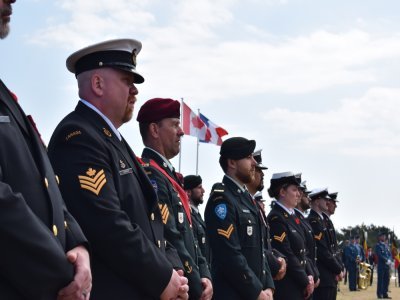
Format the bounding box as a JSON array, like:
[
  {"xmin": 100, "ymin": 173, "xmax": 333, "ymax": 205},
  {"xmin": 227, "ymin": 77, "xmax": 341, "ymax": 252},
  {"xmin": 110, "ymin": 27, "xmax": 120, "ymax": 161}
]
[
  {"xmin": 48, "ymin": 102, "xmax": 175, "ymax": 299},
  {"xmin": 375, "ymin": 241, "xmax": 392, "ymax": 298},
  {"xmin": 205, "ymin": 177, "xmax": 274, "ymax": 300},
  {"xmin": 0, "ymin": 80, "xmax": 87, "ymax": 299}
]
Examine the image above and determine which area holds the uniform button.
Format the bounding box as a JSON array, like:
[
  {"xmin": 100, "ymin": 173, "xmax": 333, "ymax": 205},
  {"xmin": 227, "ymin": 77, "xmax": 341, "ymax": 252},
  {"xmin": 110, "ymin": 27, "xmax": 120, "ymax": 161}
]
[
  {"xmin": 190, "ymin": 224, "xmax": 192, "ymax": 228},
  {"xmin": 44, "ymin": 177, "xmax": 49, "ymax": 188},
  {"xmin": 248, "ymin": 220, "xmax": 251, "ymax": 223},
  {"xmin": 164, "ymin": 240, "xmax": 167, "ymax": 247},
  {"xmin": 263, "ymin": 270, "xmax": 266, "ymax": 275},
  {"xmin": 157, "ymin": 240, "xmax": 161, "ymax": 248},
  {"xmin": 150, "ymin": 213, "xmax": 155, "ymax": 221},
  {"xmin": 52, "ymin": 225, "xmax": 58, "ymax": 236},
  {"xmin": 64, "ymin": 221, "xmax": 68, "ymax": 229}
]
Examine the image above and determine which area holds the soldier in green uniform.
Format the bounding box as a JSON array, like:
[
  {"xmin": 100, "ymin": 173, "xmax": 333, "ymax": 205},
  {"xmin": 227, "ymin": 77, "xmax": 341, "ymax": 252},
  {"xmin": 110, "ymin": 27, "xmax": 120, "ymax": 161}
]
[
  {"xmin": 205, "ymin": 137, "xmax": 274, "ymax": 300},
  {"xmin": 137, "ymin": 98, "xmax": 212, "ymax": 300}
]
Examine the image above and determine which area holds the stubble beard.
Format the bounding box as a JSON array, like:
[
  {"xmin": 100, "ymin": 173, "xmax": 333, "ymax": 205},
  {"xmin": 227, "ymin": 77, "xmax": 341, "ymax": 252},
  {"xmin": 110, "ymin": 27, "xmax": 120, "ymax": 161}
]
[{"xmin": 0, "ymin": 21, "xmax": 10, "ymax": 39}]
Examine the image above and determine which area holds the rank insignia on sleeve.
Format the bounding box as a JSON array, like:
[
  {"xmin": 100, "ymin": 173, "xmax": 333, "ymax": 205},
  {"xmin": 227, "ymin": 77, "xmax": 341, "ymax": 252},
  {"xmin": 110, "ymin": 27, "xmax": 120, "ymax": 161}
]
[
  {"xmin": 158, "ymin": 203, "xmax": 169, "ymax": 224},
  {"xmin": 273, "ymin": 232, "xmax": 286, "ymax": 243},
  {"xmin": 314, "ymin": 232, "xmax": 323, "ymax": 240},
  {"xmin": 215, "ymin": 203, "xmax": 227, "ymax": 220},
  {"xmin": 217, "ymin": 224, "xmax": 234, "ymax": 239},
  {"xmin": 78, "ymin": 168, "xmax": 107, "ymax": 196}
]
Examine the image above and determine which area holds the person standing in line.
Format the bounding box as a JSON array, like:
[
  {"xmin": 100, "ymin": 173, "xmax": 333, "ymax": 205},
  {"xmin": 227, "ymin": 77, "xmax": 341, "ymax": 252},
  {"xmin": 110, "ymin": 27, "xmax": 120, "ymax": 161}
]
[
  {"xmin": 137, "ymin": 98, "xmax": 212, "ymax": 300},
  {"xmin": 0, "ymin": 1, "xmax": 92, "ymax": 299},
  {"xmin": 307, "ymin": 188, "xmax": 343, "ymax": 300},
  {"xmin": 184, "ymin": 174, "xmax": 211, "ymax": 268},
  {"xmin": 266, "ymin": 172, "xmax": 314, "ymax": 300},
  {"xmin": 205, "ymin": 137, "xmax": 274, "ymax": 300},
  {"xmin": 48, "ymin": 40, "xmax": 188, "ymax": 300},
  {"xmin": 375, "ymin": 231, "xmax": 392, "ymax": 299}
]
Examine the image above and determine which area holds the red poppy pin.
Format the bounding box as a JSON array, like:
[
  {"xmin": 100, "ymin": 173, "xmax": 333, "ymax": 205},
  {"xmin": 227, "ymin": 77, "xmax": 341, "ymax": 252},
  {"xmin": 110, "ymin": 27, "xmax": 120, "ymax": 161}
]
[{"xmin": 295, "ymin": 218, "xmax": 300, "ymax": 225}]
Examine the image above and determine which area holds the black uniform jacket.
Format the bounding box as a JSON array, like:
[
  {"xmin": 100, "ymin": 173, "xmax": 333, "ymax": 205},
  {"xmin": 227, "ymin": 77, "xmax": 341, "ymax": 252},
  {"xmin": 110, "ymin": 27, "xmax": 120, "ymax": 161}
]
[
  {"xmin": 267, "ymin": 202, "xmax": 309, "ymax": 300},
  {"xmin": 0, "ymin": 80, "xmax": 87, "ymax": 299},
  {"xmin": 191, "ymin": 205, "xmax": 211, "ymax": 267},
  {"xmin": 48, "ymin": 102, "xmax": 173, "ymax": 299},
  {"xmin": 141, "ymin": 148, "xmax": 211, "ymax": 299},
  {"xmin": 205, "ymin": 176, "xmax": 274, "ymax": 300},
  {"xmin": 307, "ymin": 209, "xmax": 342, "ymax": 288},
  {"xmin": 323, "ymin": 212, "xmax": 344, "ymax": 269},
  {"xmin": 294, "ymin": 209, "xmax": 320, "ymax": 282}
]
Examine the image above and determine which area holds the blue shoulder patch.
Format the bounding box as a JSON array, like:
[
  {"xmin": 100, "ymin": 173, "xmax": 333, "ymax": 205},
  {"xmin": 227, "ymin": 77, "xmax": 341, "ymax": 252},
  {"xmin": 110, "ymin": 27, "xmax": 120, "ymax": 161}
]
[
  {"xmin": 215, "ymin": 203, "xmax": 227, "ymax": 220},
  {"xmin": 150, "ymin": 179, "xmax": 158, "ymax": 192}
]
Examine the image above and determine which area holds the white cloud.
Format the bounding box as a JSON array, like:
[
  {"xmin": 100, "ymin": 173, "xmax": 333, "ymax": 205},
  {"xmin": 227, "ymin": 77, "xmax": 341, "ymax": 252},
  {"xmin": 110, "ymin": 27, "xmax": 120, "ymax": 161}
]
[{"xmin": 263, "ymin": 87, "xmax": 400, "ymax": 157}]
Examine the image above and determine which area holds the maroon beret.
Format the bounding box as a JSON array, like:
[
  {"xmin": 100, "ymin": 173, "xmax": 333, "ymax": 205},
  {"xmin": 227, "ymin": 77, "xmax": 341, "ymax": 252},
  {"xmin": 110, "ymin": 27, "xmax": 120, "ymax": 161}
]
[{"xmin": 137, "ymin": 98, "xmax": 180, "ymax": 123}]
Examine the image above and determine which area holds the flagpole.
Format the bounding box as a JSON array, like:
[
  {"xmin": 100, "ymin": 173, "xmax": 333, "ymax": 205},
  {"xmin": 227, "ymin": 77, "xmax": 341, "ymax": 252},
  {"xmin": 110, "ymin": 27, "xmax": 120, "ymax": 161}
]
[
  {"xmin": 196, "ymin": 108, "xmax": 200, "ymax": 175},
  {"xmin": 179, "ymin": 98, "xmax": 183, "ymax": 173}
]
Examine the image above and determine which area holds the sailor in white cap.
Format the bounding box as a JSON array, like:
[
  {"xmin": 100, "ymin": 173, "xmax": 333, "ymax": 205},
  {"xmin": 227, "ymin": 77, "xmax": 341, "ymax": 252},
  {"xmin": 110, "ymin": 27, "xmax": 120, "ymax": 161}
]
[
  {"xmin": 266, "ymin": 172, "xmax": 314, "ymax": 300},
  {"xmin": 48, "ymin": 39, "xmax": 188, "ymax": 300},
  {"xmin": 307, "ymin": 188, "xmax": 343, "ymax": 300}
]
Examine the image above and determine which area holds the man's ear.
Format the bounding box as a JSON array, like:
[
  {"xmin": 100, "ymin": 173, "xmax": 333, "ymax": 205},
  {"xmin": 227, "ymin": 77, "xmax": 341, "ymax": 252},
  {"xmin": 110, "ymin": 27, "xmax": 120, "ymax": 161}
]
[
  {"xmin": 148, "ymin": 122, "xmax": 159, "ymax": 139},
  {"xmin": 91, "ymin": 73, "xmax": 104, "ymax": 96}
]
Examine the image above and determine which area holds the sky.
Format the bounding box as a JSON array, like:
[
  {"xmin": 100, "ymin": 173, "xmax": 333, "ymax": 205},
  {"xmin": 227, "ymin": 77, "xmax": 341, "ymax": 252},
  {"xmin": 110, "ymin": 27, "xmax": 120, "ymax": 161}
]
[{"xmin": 1, "ymin": 0, "xmax": 400, "ymax": 234}]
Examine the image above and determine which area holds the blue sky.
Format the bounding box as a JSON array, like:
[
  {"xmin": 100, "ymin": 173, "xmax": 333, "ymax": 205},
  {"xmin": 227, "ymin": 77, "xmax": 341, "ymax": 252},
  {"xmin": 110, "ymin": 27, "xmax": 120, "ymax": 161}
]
[{"xmin": 2, "ymin": 0, "xmax": 400, "ymax": 233}]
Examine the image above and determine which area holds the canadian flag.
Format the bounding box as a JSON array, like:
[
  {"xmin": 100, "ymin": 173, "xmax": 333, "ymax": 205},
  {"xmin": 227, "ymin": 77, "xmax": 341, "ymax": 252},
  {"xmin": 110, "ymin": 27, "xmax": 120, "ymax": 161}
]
[
  {"xmin": 199, "ymin": 113, "xmax": 228, "ymax": 146},
  {"xmin": 182, "ymin": 101, "xmax": 208, "ymax": 140}
]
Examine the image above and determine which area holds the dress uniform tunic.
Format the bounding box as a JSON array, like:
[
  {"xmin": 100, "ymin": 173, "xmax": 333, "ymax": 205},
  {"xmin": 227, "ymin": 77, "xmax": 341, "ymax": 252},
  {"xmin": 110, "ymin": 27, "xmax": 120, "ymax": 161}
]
[
  {"xmin": 375, "ymin": 240, "xmax": 392, "ymax": 298},
  {"xmin": 205, "ymin": 176, "xmax": 274, "ymax": 300},
  {"xmin": 48, "ymin": 102, "xmax": 174, "ymax": 300},
  {"xmin": 141, "ymin": 147, "xmax": 211, "ymax": 299},
  {"xmin": 0, "ymin": 80, "xmax": 87, "ymax": 299},
  {"xmin": 267, "ymin": 202, "xmax": 310, "ymax": 300},
  {"xmin": 307, "ymin": 209, "xmax": 342, "ymax": 300},
  {"xmin": 191, "ymin": 203, "xmax": 211, "ymax": 267}
]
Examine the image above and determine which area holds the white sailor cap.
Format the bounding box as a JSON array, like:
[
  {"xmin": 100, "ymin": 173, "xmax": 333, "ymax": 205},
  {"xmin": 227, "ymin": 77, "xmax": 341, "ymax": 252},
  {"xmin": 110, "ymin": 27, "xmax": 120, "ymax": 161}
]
[
  {"xmin": 309, "ymin": 187, "xmax": 331, "ymax": 200},
  {"xmin": 66, "ymin": 38, "xmax": 144, "ymax": 83},
  {"xmin": 253, "ymin": 149, "xmax": 268, "ymax": 170}
]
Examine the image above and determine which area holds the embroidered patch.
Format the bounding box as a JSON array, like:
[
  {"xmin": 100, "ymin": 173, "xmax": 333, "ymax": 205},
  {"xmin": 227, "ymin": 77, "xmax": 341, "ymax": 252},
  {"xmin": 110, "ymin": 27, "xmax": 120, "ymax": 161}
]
[
  {"xmin": 178, "ymin": 212, "xmax": 184, "ymax": 224},
  {"xmin": 247, "ymin": 226, "xmax": 253, "ymax": 236},
  {"xmin": 273, "ymin": 232, "xmax": 286, "ymax": 242},
  {"xmin": 119, "ymin": 160, "xmax": 126, "ymax": 169},
  {"xmin": 150, "ymin": 179, "xmax": 158, "ymax": 192},
  {"xmin": 215, "ymin": 203, "xmax": 227, "ymax": 220},
  {"xmin": 78, "ymin": 168, "xmax": 107, "ymax": 196},
  {"xmin": 65, "ymin": 130, "xmax": 81, "ymax": 141},
  {"xmin": 158, "ymin": 203, "xmax": 169, "ymax": 224},
  {"xmin": 314, "ymin": 232, "xmax": 323, "ymax": 240},
  {"xmin": 217, "ymin": 224, "xmax": 234, "ymax": 239}
]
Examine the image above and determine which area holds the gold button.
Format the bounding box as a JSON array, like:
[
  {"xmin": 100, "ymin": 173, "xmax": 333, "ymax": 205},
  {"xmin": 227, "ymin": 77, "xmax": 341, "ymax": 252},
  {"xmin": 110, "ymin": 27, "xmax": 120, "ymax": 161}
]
[
  {"xmin": 64, "ymin": 221, "xmax": 68, "ymax": 229},
  {"xmin": 55, "ymin": 175, "xmax": 60, "ymax": 185},
  {"xmin": 158, "ymin": 240, "xmax": 161, "ymax": 248},
  {"xmin": 263, "ymin": 270, "xmax": 266, "ymax": 275},
  {"xmin": 52, "ymin": 225, "xmax": 58, "ymax": 236},
  {"xmin": 44, "ymin": 177, "xmax": 49, "ymax": 188},
  {"xmin": 151, "ymin": 213, "xmax": 155, "ymax": 221}
]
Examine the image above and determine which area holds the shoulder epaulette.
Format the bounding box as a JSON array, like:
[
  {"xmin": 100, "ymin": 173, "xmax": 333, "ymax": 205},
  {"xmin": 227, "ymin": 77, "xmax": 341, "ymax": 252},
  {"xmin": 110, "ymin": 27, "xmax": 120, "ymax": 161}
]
[{"xmin": 210, "ymin": 183, "xmax": 225, "ymax": 201}]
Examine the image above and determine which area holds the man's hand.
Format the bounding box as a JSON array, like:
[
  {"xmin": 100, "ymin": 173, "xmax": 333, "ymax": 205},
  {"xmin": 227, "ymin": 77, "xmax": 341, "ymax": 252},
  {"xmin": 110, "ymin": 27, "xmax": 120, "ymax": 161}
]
[
  {"xmin": 303, "ymin": 275, "xmax": 314, "ymax": 299},
  {"xmin": 314, "ymin": 278, "xmax": 320, "ymax": 289},
  {"xmin": 257, "ymin": 289, "xmax": 273, "ymax": 300},
  {"xmin": 161, "ymin": 269, "xmax": 189, "ymax": 300},
  {"xmin": 335, "ymin": 271, "xmax": 344, "ymax": 282},
  {"xmin": 273, "ymin": 257, "xmax": 286, "ymax": 280},
  {"xmin": 57, "ymin": 245, "xmax": 92, "ymax": 300},
  {"xmin": 200, "ymin": 277, "xmax": 213, "ymax": 300}
]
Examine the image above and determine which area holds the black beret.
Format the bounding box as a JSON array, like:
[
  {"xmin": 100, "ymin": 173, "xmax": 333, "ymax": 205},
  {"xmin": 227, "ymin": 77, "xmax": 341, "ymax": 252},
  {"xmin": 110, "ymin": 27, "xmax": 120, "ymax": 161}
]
[
  {"xmin": 220, "ymin": 137, "xmax": 256, "ymax": 160},
  {"xmin": 66, "ymin": 38, "xmax": 144, "ymax": 83},
  {"xmin": 183, "ymin": 175, "xmax": 202, "ymax": 190},
  {"xmin": 137, "ymin": 98, "xmax": 180, "ymax": 123}
]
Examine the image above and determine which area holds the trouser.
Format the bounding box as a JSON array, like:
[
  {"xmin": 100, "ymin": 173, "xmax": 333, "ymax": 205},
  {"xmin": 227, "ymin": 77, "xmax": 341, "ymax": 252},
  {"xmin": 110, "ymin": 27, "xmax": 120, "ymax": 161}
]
[
  {"xmin": 348, "ymin": 264, "xmax": 357, "ymax": 291},
  {"xmin": 377, "ymin": 266, "xmax": 390, "ymax": 297},
  {"xmin": 313, "ymin": 286, "xmax": 336, "ymax": 300}
]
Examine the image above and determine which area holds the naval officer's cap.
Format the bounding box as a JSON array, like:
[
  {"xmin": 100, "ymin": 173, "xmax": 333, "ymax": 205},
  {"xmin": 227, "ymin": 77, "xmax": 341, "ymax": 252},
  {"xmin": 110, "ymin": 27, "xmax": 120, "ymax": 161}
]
[
  {"xmin": 253, "ymin": 149, "xmax": 268, "ymax": 170},
  {"xmin": 328, "ymin": 192, "xmax": 339, "ymax": 202},
  {"xmin": 220, "ymin": 137, "xmax": 256, "ymax": 160},
  {"xmin": 66, "ymin": 38, "xmax": 144, "ymax": 83},
  {"xmin": 309, "ymin": 187, "xmax": 331, "ymax": 201}
]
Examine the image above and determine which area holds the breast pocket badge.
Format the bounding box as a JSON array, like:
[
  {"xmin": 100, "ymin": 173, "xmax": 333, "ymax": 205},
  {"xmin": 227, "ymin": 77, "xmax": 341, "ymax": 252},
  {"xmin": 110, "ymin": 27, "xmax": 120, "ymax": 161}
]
[
  {"xmin": 178, "ymin": 212, "xmax": 184, "ymax": 224},
  {"xmin": 247, "ymin": 226, "xmax": 253, "ymax": 236}
]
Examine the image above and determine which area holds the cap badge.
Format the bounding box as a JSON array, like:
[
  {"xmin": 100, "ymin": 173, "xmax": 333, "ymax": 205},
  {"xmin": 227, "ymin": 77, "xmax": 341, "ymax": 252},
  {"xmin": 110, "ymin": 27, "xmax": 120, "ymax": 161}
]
[
  {"xmin": 78, "ymin": 168, "xmax": 107, "ymax": 196},
  {"xmin": 119, "ymin": 160, "xmax": 126, "ymax": 169},
  {"xmin": 217, "ymin": 224, "xmax": 234, "ymax": 239},
  {"xmin": 215, "ymin": 203, "xmax": 227, "ymax": 220}
]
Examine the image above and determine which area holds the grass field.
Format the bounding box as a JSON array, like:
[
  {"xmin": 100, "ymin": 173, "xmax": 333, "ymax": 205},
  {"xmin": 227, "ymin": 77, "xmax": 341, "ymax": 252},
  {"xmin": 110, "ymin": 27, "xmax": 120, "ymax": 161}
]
[{"xmin": 337, "ymin": 270, "xmax": 400, "ymax": 300}]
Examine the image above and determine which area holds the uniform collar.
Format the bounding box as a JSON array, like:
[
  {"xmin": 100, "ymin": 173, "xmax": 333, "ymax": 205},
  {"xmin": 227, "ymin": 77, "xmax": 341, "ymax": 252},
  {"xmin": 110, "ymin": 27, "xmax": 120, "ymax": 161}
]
[
  {"xmin": 80, "ymin": 99, "xmax": 122, "ymax": 141},
  {"xmin": 144, "ymin": 147, "xmax": 174, "ymax": 172},
  {"xmin": 294, "ymin": 207, "xmax": 306, "ymax": 217},
  {"xmin": 225, "ymin": 175, "xmax": 247, "ymax": 193},
  {"xmin": 190, "ymin": 203, "xmax": 199, "ymax": 214},
  {"xmin": 275, "ymin": 200, "xmax": 295, "ymax": 215}
]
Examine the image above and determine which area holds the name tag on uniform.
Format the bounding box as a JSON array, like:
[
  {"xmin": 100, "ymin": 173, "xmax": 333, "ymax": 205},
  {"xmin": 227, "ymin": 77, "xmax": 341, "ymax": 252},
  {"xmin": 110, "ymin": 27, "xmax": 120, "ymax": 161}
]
[
  {"xmin": 291, "ymin": 229, "xmax": 297, "ymax": 233},
  {"xmin": 242, "ymin": 209, "xmax": 250, "ymax": 213},
  {"xmin": 0, "ymin": 116, "xmax": 10, "ymax": 123},
  {"xmin": 119, "ymin": 168, "xmax": 133, "ymax": 175}
]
